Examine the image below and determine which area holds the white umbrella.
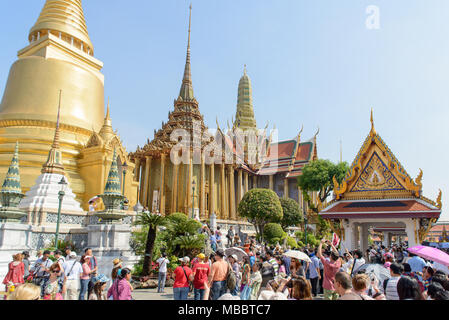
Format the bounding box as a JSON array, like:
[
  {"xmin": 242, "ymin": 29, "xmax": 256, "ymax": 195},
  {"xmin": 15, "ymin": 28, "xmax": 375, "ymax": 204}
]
[
  {"xmin": 88, "ymin": 196, "xmax": 100, "ymax": 203},
  {"xmin": 225, "ymin": 247, "xmax": 248, "ymax": 261},
  {"xmin": 283, "ymin": 250, "xmax": 311, "ymax": 263}
]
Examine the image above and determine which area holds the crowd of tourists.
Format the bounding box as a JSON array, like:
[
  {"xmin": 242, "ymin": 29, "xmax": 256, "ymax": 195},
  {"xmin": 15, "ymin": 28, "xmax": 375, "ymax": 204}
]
[
  {"xmin": 2, "ymin": 248, "xmax": 135, "ymax": 300},
  {"xmin": 157, "ymin": 235, "xmax": 449, "ymax": 301}
]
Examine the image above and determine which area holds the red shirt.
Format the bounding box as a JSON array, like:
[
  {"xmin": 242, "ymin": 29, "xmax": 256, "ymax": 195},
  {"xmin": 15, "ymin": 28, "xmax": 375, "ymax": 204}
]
[
  {"xmin": 320, "ymin": 256, "xmax": 341, "ymax": 291},
  {"xmin": 173, "ymin": 266, "xmax": 192, "ymax": 288},
  {"xmin": 192, "ymin": 263, "xmax": 210, "ymax": 290}
]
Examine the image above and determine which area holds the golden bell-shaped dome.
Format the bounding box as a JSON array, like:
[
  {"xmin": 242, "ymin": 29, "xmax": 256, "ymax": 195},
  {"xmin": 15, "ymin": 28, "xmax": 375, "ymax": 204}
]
[{"xmin": 29, "ymin": 0, "xmax": 94, "ymax": 54}]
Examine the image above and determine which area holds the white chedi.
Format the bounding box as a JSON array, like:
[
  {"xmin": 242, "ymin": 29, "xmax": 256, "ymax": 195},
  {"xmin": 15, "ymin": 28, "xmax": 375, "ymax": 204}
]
[{"xmin": 19, "ymin": 173, "xmax": 83, "ymax": 213}]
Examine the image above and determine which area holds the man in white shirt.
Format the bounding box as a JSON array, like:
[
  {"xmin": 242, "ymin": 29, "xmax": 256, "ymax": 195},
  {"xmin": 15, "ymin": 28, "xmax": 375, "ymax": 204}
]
[
  {"xmin": 62, "ymin": 252, "xmax": 83, "ymax": 300},
  {"xmin": 156, "ymin": 253, "xmax": 169, "ymax": 293},
  {"xmin": 343, "ymin": 250, "xmax": 366, "ymax": 276}
]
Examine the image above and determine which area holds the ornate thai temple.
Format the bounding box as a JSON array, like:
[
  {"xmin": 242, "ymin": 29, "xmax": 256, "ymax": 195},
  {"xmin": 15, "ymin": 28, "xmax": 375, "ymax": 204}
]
[
  {"xmin": 320, "ymin": 111, "xmax": 442, "ymax": 251},
  {"xmin": 129, "ymin": 6, "xmax": 319, "ymax": 228},
  {"xmin": 0, "ymin": 0, "xmax": 137, "ymax": 211}
]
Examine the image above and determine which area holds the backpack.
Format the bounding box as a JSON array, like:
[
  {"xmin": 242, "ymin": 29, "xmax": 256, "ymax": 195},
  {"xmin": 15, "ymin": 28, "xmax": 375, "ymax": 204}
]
[{"xmin": 226, "ymin": 262, "xmax": 237, "ymax": 291}]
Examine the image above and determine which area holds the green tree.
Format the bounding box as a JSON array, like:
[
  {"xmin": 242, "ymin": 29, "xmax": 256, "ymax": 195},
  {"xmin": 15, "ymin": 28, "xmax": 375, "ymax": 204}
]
[
  {"xmin": 297, "ymin": 159, "xmax": 349, "ymax": 212},
  {"xmin": 263, "ymin": 223, "xmax": 286, "ymax": 245},
  {"xmin": 237, "ymin": 188, "xmax": 283, "ymax": 240},
  {"xmin": 134, "ymin": 211, "xmax": 167, "ymax": 276},
  {"xmin": 279, "ymin": 197, "xmax": 303, "ymax": 231},
  {"xmin": 294, "ymin": 231, "xmax": 320, "ymax": 247}
]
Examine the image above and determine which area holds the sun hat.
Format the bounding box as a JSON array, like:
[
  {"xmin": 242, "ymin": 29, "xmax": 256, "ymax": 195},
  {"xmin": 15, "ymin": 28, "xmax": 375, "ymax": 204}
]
[
  {"xmin": 93, "ymin": 274, "xmax": 110, "ymax": 284},
  {"xmin": 113, "ymin": 258, "xmax": 123, "ymax": 268},
  {"xmin": 230, "ymin": 254, "xmax": 238, "ymax": 261},
  {"xmin": 69, "ymin": 252, "xmax": 77, "ymax": 258}
]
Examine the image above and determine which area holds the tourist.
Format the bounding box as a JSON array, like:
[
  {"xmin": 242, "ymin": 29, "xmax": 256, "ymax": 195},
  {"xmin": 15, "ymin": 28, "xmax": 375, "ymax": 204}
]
[
  {"xmin": 30, "ymin": 250, "xmax": 53, "ymax": 297},
  {"xmin": 290, "ymin": 257, "xmax": 305, "ymax": 278},
  {"xmin": 384, "ymin": 263, "xmax": 403, "ymax": 300},
  {"xmin": 156, "ymin": 253, "xmax": 169, "ymax": 293},
  {"xmin": 54, "ymin": 250, "xmax": 65, "ymax": 271},
  {"xmin": 36, "ymin": 250, "xmax": 43, "ymax": 260},
  {"xmin": 289, "ymin": 277, "xmax": 312, "ymax": 300},
  {"xmin": 65, "ymin": 248, "xmax": 71, "ymax": 260},
  {"xmin": 108, "ymin": 268, "xmax": 133, "ymax": 300},
  {"xmin": 208, "ymin": 249, "xmax": 228, "ymax": 300},
  {"xmin": 317, "ymin": 239, "xmax": 341, "ymax": 300},
  {"xmin": 402, "ymin": 263, "xmax": 424, "ymax": 291},
  {"xmin": 432, "ymin": 271, "xmax": 449, "ymax": 291},
  {"xmin": 240, "ymin": 255, "xmax": 251, "ymax": 299},
  {"xmin": 7, "ymin": 283, "xmax": 41, "ymax": 300},
  {"xmin": 318, "ymin": 254, "xmax": 324, "ymax": 294},
  {"xmin": 111, "ymin": 258, "xmax": 122, "ymax": 282},
  {"xmin": 22, "ymin": 251, "xmax": 30, "ymax": 282},
  {"xmin": 248, "ymin": 261, "xmax": 263, "ymax": 300},
  {"xmin": 352, "ymin": 273, "xmax": 383, "ymax": 300},
  {"xmin": 260, "ymin": 255, "xmax": 275, "ymax": 289},
  {"xmin": 344, "ymin": 249, "xmax": 365, "ymax": 276},
  {"xmin": 62, "ymin": 251, "xmax": 83, "ymax": 300},
  {"xmin": 334, "ymin": 271, "xmax": 362, "ymax": 300},
  {"xmin": 277, "ymin": 256, "xmax": 286, "ymax": 275},
  {"xmin": 215, "ymin": 227, "xmax": 223, "ymax": 249},
  {"xmin": 43, "ymin": 262, "xmax": 65, "ymax": 300},
  {"xmin": 408, "ymin": 253, "xmax": 427, "ymax": 277},
  {"xmin": 309, "ymin": 251, "xmax": 321, "ymax": 297},
  {"xmin": 228, "ymin": 254, "xmax": 240, "ymax": 296},
  {"xmin": 427, "ymin": 282, "xmax": 449, "ymax": 300},
  {"xmin": 266, "ymin": 250, "xmax": 279, "ymax": 276},
  {"xmin": 210, "ymin": 231, "xmax": 217, "ymax": 252},
  {"xmin": 79, "ymin": 254, "xmax": 97, "ymax": 300},
  {"xmin": 227, "ymin": 226, "xmax": 234, "ymax": 247},
  {"xmin": 89, "ymin": 274, "xmax": 110, "ymax": 300},
  {"xmin": 172, "ymin": 257, "xmax": 192, "ymax": 300},
  {"xmin": 2, "ymin": 253, "xmax": 25, "ymax": 294},
  {"xmin": 84, "ymin": 248, "xmax": 98, "ymax": 297},
  {"xmin": 191, "ymin": 253, "xmax": 210, "ymax": 300},
  {"xmin": 234, "ymin": 233, "xmax": 240, "ymax": 248},
  {"xmin": 397, "ymin": 276, "xmax": 425, "ymax": 300},
  {"xmin": 422, "ymin": 266, "xmax": 435, "ymax": 290},
  {"xmin": 383, "ymin": 252, "xmax": 394, "ymax": 269}
]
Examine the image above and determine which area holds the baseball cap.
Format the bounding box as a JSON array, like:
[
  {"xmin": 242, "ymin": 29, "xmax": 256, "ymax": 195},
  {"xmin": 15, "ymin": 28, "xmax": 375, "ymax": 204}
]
[{"xmin": 197, "ymin": 253, "xmax": 205, "ymax": 260}]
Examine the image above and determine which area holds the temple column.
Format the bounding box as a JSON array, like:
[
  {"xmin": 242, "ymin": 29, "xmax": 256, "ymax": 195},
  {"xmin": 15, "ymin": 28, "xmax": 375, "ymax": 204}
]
[
  {"xmin": 159, "ymin": 154, "xmax": 166, "ymax": 214},
  {"xmin": 171, "ymin": 163, "xmax": 179, "ymax": 214},
  {"xmin": 298, "ymin": 186, "xmax": 302, "ymax": 211},
  {"xmin": 244, "ymin": 171, "xmax": 249, "ymax": 194},
  {"xmin": 237, "ymin": 170, "xmax": 243, "ymax": 202},
  {"xmin": 139, "ymin": 159, "xmax": 145, "ymax": 204},
  {"xmin": 253, "ymin": 175, "xmax": 258, "ymax": 189},
  {"xmin": 405, "ymin": 219, "xmax": 419, "ymax": 247},
  {"xmin": 269, "ymin": 175, "xmax": 274, "ymax": 190},
  {"xmin": 220, "ymin": 163, "xmax": 226, "ymax": 219},
  {"xmin": 187, "ymin": 153, "xmax": 193, "ymax": 217},
  {"xmin": 229, "ymin": 165, "xmax": 236, "ymax": 220},
  {"xmin": 134, "ymin": 158, "xmax": 141, "ymax": 182},
  {"xmin": 209, "ymin": 164, "xmax": 215, "ymax": 216},
  {"xmin": 200, "ymin": 153, "xmax": 206, "ymax": 219},
  {"xmin": 360, "ymin": 224, "xmax": 370, "ymax": 253},
  {"xmin": 143, "ymin": 155, "xmax": 151, "ymax": 209},
  {"xmin": 284, "ymin": 178, "xmax": 289, "ymax": 199}
]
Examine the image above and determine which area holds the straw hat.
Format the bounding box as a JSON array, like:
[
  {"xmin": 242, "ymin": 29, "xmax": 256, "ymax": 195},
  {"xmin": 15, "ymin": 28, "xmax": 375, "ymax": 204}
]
[{"xmin": 113, "ymin": 258, "xmax": 123, "ymax": 268}]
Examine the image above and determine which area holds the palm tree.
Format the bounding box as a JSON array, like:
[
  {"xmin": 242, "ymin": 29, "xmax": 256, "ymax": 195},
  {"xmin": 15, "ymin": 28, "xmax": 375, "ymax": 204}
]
[
  {"xmin": 134, "ymin": 211, "xmax": 167, "ymax": 276},
  {"xmin": 173, "ymin": 234, "xmax": 206, "ymax": 257}
]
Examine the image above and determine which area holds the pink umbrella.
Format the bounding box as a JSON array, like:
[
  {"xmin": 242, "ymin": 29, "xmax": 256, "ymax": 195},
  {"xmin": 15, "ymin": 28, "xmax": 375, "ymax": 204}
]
[{"xmin": 407, "ymin": 245, "xmax": 449, "ymax": 267}]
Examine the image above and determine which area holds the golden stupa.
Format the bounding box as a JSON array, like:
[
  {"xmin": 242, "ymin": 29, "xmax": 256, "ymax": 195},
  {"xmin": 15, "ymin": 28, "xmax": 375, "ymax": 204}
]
[{"xmin": 0, "ymin": 0, "xmax": 137, "ymax": 210}]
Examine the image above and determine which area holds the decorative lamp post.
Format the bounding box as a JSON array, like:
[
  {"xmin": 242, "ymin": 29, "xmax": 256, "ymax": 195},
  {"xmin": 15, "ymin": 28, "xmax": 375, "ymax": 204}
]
[
  {"xmin": 192, "ymin": 180, "xmax": 196, "ymax": 219},
  {"xmin": 303, "ymin": 210, "xmax": 308, "ymax": 248},
  {"xmin": 122, "ymin": 161, "xmax": 128, "ymax": 195},
  {"xmin": 55, "ymin": 177, "xmax": 67, "ymax": 249}
]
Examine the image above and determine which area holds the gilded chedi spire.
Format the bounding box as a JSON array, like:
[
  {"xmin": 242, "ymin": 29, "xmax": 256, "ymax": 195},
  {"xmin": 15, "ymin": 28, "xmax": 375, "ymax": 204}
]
[
  {"xmin": 29, "ymin": 0, "xmax": 94, "ymax": 54},
  {"xmin": 234, "ymin": 65, "xmax": 257, "ymax": 131},
  {"xmin": 2, "ymin": 142, "xmax": 22, "ymax": 194},
  {"xmin": 179, "ymin": 4, "xmax": 194, "ymax": 101},
  {"xmin": 104, "ymin": 149, "xmax": 122, "ymax": 195},
  {"xmin": 99, "ymin": 99, "xmax": 114, "ymax": 141},
  {"xmin": 42, "ymin": 91, "xmax": 65, "ymax": 175}
]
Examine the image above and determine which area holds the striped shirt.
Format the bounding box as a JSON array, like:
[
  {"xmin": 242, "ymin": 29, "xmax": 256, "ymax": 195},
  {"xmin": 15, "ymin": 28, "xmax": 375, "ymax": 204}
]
[
  {"xmin": 268, "ymin": 258, "xmax": 279, "ymax": 276},
  {"xmin": 385, "ymin": 276, "xmax": 401, "ymax": 300}
]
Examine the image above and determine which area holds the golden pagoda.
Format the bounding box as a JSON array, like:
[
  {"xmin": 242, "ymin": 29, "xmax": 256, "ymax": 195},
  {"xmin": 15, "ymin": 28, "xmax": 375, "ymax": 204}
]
[{"xmin": 0, "ymin": 0, "xmax": 137, "ymax": 211}]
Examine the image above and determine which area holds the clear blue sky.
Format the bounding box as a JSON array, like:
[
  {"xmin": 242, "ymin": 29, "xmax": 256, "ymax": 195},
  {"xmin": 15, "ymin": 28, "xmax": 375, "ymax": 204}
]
[{"xmin": 1, "ymin": 0, "xmax": 448, "ymax": 219}]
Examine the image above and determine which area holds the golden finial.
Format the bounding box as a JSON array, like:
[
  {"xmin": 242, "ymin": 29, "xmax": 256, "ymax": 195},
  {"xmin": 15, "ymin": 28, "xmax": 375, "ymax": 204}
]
[
  {"xmin": 188, "ymin": 3, "xmax": 192, "ymax": 50},
  {"xmin": 314, "ymin": 126, "xmax": 320, "ymax": 138},
  {"xmin": 244, "ymin": 64, "xmax": 247, "ymax": 75},
  {"xmin": 370, "ymin": 108, "xmax": 376, "ymax": 135},
  {"xmin": 106, "ymin": 98, "xmax": 111, "ymax": 120},
  {"xmin": 415, "ymin": 168, "xmax": 423, "ymax": 187},
  {"xmin": 437, "ymin": 189, "xmax": 442, "ymax": 209},
  {"xmin": 52, "ymin": 89, "xmax": 62, "ymax": 148}
]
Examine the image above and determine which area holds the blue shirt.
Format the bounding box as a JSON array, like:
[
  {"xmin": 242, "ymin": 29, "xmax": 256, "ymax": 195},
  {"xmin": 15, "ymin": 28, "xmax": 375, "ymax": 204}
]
[
  {"xmin": 210, "ymin": 235, "xmax": 217, "ymax": 244},
  {"xmin": 250, "ymin": 256, "xmax": 255, "ymax": 267},
  {"xmin": 408, "ymin": 256, "xmax": 427, "ymax": 274},
  {"xmin": 309, "ymin": 256, "xmax": 320, "ymax": 279},
  {"xmin": 283, "ymin": 256, "xmax": 291, "ymax": 276}
]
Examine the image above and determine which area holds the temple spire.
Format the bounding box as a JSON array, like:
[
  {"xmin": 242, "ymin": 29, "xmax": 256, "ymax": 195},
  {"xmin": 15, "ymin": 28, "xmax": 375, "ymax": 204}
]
[
  {"xmin": 42, "ymin": 90, "xmax": 65, "ymax": 174},
  {"xmin": 104, "ymin": 149, "xmax": 122, "ymax": 195},
  {"xmin": 1, "ymin": 142, "xmax": 22, "ymax": 194},
  {"xmin": 29, "ymin": 0, "xmax": 94, "ymax": 54},
  {"xmin": 233, "ymin": 65, "xmax": 257, "ymax": 131},
  {"xmin": 179, "ymin": 4, "xmax": 194, "ymax": 101},
  {"xmin": 370, "ymin": 108, "xmax": 376, "ymax": 135}
]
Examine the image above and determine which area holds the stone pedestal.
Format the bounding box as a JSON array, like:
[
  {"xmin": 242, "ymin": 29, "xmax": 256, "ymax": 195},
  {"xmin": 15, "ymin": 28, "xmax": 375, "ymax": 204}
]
[
  {"xmin": 87, "ymin": 224, "xmax": 138, "ymax": 277},
  {"xmin": 0, "ymin": 223, "xmax": 32, "ymax": 282}
]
